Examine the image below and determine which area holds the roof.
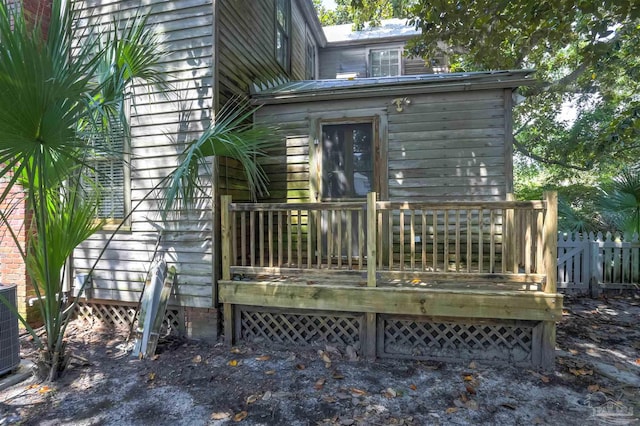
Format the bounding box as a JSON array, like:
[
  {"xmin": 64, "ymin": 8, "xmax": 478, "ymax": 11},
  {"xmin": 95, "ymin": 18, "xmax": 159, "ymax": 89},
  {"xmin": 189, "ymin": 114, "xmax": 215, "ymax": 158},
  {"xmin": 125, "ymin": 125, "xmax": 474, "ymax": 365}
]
[
  {"xmin": 252, "ymin": 70, "xmax": 535, "ymax": 105},
  {"xmin": 322, "ymin": 18, "xmax": 420, "ymax": 45}
]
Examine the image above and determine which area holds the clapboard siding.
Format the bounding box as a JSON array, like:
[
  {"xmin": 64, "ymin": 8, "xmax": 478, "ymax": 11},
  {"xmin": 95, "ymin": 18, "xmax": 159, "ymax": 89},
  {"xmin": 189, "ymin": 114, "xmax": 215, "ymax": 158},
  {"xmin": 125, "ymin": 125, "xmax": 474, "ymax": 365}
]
[
  {"xmin": 71, "ymin": 0, "xmax": 215, "ymax": 308},
  {"xmin": 255, "ymin": 88, "xmax": 511, "ymax": 204},
  {"xmin": 319, "ymin": 42, "xmax": 438, "ymax": 79}
]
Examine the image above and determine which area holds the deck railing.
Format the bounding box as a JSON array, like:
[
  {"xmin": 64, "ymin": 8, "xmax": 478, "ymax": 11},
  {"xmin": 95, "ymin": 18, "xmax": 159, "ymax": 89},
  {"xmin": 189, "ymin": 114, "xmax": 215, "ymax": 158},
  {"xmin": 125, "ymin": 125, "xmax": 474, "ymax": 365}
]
[{"xmin": 221, "ymin": 192, "xmax": 558, "ymax": 293}]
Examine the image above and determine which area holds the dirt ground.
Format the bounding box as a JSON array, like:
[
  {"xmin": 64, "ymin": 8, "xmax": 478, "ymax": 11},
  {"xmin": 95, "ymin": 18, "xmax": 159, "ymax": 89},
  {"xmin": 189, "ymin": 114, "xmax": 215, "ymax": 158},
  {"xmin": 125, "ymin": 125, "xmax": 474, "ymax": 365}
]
[{"xmin": 1, "ymin": 294, "xmax": 639, "ymax": 426}]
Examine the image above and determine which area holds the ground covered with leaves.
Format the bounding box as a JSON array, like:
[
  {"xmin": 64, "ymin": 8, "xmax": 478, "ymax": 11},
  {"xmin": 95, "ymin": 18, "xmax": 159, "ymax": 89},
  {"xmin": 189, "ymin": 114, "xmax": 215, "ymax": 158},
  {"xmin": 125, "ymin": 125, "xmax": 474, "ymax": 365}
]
[{"xmin": 1, "ymin": 295, "xmax": 639, "ymax": 426}]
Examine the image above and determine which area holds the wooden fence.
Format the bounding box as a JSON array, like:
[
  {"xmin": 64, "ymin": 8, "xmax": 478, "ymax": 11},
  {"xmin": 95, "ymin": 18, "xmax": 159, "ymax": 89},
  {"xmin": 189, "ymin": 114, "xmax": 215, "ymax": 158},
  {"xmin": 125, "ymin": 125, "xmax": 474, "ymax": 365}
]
[{"xmin": 557, "ymin": 232, "xmax": 640, "ymax": 294}]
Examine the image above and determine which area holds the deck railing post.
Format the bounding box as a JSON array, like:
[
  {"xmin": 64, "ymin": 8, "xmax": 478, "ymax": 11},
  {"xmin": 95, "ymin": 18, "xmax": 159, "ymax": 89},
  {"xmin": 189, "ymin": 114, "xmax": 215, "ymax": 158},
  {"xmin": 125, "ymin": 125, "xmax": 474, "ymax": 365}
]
[
  {"xmin": 221, "ymin": 195, "xmax": 232, "ymax": 281},
  {"xmin": 505, "ymin": 193, "xmax": 516, "ymax": 273},
  {"xmin": 365, "ymin": 192, "xmax": 378, "ymax": 360},
  {"xmin": 543, "ymin": 191, "xmax": 558, "ymax": 294},
  {"xmin": 367, "ymin": 192, "xmax": 377, "ymax": 288}
]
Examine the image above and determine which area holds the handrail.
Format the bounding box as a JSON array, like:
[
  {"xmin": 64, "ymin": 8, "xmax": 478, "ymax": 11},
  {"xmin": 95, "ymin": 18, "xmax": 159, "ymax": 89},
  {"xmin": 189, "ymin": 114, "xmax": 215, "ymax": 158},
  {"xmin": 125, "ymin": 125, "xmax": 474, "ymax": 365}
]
[{"xmin": 220, "ymin": 192, "xmax": 558, "ymax": 293}]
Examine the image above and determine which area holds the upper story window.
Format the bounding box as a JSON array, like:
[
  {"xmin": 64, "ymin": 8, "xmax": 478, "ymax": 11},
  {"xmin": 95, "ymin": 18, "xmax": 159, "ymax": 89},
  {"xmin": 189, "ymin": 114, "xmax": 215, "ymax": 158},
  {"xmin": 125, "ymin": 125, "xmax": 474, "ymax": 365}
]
[
  {"xmin": 369, "ymin": 48, "xmax": 401, "ymax": 77},
  {"xmin": 305, "ymin": 34, "xmax": 315, "ymax": 80},
  {"xmin": 275, "ymin": 0, "xmax": 290, "ymax": 72}
]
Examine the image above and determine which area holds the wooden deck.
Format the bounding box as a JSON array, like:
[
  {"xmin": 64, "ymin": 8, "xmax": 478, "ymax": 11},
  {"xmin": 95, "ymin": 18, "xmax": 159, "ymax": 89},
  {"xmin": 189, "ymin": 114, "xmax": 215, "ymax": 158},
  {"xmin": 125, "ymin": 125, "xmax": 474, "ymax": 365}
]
[{"xmin": 219, "ymin": 192, "xmax": 561, "ymax": 368}]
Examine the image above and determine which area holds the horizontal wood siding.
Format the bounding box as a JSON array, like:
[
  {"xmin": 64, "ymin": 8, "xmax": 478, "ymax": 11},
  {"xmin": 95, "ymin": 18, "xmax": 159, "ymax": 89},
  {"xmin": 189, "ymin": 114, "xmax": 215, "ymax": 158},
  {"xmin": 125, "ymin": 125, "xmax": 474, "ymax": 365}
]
[
  {"xmin": 72, "ymin": 0, "xmax": 215, "ymax": 308},
  {"xmin": 387, "ymin": 90, "xmax": 508, "ymax": 201},
  {"xmin": 319, "ymin": 43, "xmax": 442, "ymax": 78},
  {"xmin": 255, "ymin": 89, "xmax": 510, "ymax": 203},
  {"xmin": 217, "ymin": 0, "xmax": 311, "ymax": 105}
]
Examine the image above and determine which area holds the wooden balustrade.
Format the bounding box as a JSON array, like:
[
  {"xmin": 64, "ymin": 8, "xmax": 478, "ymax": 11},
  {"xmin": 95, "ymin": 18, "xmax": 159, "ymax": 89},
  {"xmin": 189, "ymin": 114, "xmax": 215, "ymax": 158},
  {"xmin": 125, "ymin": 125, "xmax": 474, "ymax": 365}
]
[{"xmin": 221, "ymin": 192, "xmax": 557, "ymax": 292}]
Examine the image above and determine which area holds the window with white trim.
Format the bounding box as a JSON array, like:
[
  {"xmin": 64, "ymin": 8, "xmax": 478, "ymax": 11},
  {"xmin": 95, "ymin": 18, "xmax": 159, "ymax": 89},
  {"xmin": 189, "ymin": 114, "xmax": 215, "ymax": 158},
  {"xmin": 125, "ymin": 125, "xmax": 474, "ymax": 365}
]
[
  {"xmin": 369, "ymin": 48, "xmax": 401, "ymax": 77},
  {"xmin": 275, "ymin": 0, "xmax": 290, "ymax": 72}
]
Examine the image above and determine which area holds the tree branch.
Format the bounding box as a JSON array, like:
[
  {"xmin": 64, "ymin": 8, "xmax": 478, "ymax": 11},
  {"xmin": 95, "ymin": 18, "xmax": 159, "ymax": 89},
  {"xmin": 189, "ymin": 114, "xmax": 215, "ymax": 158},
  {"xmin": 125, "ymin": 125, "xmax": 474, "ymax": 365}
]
[{"xmin": 512, "ymin": 137, "xmax": 591, "ymax": 171}]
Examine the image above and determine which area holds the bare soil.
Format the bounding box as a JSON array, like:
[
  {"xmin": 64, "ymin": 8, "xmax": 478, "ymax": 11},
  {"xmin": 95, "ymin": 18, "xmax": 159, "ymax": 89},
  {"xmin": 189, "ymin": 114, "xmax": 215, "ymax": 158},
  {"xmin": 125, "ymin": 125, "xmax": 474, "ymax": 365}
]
[{"xmin": 1, "ymin": 295, "xmax": 639, "ymax": 426}]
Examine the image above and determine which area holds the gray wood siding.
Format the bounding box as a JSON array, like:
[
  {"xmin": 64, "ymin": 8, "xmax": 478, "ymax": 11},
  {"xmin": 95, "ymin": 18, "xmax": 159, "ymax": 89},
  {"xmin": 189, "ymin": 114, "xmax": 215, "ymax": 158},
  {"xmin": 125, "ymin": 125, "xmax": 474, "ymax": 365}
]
[
  {"xmin": 319, "ymin": 42, "xmax": 437, "ymax": 79},
  {"xmin": 72, "ymin": 0, "xmax": 215, "ymax": 308},
  {"xmin": 217, "ymin": 0, "xmax": 311, "ymax": 106},
  {"xmin": 255, "ymin": 89, "xmax": 510, "ymax": 203}
]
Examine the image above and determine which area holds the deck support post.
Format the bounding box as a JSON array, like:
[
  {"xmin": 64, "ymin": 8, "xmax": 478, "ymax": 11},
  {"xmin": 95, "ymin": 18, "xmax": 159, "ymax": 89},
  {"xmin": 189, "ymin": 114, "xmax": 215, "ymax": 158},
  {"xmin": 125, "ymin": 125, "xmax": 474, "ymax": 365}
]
[
  {"xmin": 365, "ymin": 192, "xmax": 378, "ymax": 359},
  {"xmin": 223, "ymin": 303, "xmax": 234, "ymax": 346},
  {"xmin": 221, "ymin": 195, "xmax": 233, "ymax": 345},
  {"xmin": 505, "ymin": 193, "xmax": 516, "ymax": 273},
  {"xmin": 541, "ymin": 191, "xmax": 558, "ymax": 368}
]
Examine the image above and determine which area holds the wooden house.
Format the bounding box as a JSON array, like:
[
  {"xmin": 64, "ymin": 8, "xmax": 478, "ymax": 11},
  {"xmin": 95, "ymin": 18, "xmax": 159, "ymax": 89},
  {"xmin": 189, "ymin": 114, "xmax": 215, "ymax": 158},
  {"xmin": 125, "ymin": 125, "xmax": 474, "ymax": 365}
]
[{"xmin": 3, "ymin": 0, "xmax": 561, "ymax": 367}]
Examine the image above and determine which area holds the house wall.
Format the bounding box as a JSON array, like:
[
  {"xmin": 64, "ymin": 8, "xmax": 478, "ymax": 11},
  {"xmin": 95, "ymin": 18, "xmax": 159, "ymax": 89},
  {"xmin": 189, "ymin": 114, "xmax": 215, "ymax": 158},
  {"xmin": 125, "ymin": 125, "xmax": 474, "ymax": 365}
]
[
  {"xmin": 318, "ymin": 42, "xmax": 435, "ymax": 79},
  {"xmin": 71, "ymin": 0, "xmax": 216, "ymax": 311},
  {"xmin": 216, "ymin": 0, "xmax": 316, "ymax": 107},
  {"xmin": 255, "ymin": 88, "xmax": 512, "ymax": 203}
]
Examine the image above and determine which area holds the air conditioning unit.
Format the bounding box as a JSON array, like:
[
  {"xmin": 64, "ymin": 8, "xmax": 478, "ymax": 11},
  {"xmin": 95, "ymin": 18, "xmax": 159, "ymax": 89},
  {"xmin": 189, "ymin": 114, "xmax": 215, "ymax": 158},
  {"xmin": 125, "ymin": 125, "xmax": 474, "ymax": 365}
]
[{"xmin": 0, "ymin": 284, "xmax": 20, "ymax": 375}]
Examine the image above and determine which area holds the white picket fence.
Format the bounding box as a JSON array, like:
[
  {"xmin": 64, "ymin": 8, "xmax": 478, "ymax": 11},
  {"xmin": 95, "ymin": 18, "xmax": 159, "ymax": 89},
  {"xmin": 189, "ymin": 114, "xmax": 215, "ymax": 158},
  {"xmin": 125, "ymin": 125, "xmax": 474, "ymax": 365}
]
[{"xmin": 557, "ymin": 232, "xmax": 640, "ymax": 294}]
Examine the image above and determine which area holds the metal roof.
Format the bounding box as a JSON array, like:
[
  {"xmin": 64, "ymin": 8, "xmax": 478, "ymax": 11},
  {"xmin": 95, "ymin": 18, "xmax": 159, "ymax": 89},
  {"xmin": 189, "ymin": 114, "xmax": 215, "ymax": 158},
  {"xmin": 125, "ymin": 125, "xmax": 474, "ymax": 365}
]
[
  {"xmin": 252, "ymin": 70, "xmax": 535, "ymax": 105},
  {"xmin": 323, "ymin": 18, "xmax": 419, "ymax": 45}
]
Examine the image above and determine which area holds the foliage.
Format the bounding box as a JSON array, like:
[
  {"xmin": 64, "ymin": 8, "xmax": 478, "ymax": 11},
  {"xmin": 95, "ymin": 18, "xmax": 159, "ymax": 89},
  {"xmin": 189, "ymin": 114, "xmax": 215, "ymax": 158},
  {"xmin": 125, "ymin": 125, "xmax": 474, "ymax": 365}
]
[
  {"xmin": 313, "ymin": 0, "xmax": 412, "ymax": 28},
  {"xmin": 598, "ymin": 167, "xmax": 640, "ymax": 235},
  {"xmin": 336, "ymin": 0, "xmax": 640, "ymax": 227},
  {"xmin": 162, "ymin": 97, "xmax": 277, "ymax": 215},
  {"xmin": 0, "ymin": 0, "xmax": 164, "ymax": 381}
]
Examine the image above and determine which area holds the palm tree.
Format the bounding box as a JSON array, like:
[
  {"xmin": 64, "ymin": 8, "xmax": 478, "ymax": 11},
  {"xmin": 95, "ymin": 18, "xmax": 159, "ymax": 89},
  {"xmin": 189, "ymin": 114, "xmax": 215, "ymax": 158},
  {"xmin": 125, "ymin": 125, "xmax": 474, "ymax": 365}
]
[
  {"xmin": 0, "ymin": 0, "xmax": 169, "ymax": 380},
  {"xmin": 599, "ymin": 166, "xmax": 640, "ymax": 235},
  {"xmin": 0, "ymin": 0, "xmax": 274, "ymax": 381}
]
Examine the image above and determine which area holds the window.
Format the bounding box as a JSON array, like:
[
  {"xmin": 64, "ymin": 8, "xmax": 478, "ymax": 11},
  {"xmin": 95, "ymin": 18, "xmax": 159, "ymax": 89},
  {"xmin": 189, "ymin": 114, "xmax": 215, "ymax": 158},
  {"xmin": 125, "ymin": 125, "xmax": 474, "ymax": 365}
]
[
  {"xmin": 275, "ymin": 0, "xmax": 290, "ymax": 72},
  {"xmin": 369, "ymin": 48, "xmax": 401, "ymax": 77},
  {"xmin": 321, "ymin": 123, "xmax": 373, "ymax": 200},
  {"xmin": 83, "ymin": 119, "xmax": 129, "ymax": 224},
  {"xmin": 305, "ymin": 34, "xmax": 315, "ymax": 80}
]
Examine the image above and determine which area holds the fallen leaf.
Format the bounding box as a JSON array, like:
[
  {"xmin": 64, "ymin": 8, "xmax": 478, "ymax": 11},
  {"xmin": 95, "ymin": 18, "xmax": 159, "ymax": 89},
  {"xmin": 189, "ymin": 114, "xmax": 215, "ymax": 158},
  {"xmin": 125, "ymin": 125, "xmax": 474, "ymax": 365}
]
[
  {"xmin": 465, "ymin": 384, "xmax": 476, "ymax": 395},
  {"xmin": 411, "ymin": 278, "xmax": 421, "ymax": 284},
  {"xmin": 192, "ymin": 355, "xmax": 202, "ymax": 363},
  {"xmin": 230, "ymin": 347, "xmax": 243, "ymax": 354},
  {"xmin": 296, "ymin": 363, "xmax": 306, "ymax": 370},
  {"xmin": 409, "ymin": 384, "xmax": 417, "ymax": 391},
  {"xmin": 446, "ymin": 407, "xmax": 458, "ymax": 414},
  {"xmin": 228, "ymin": 359, "xmax": 240, "ymax": 367},
  {"xmin": 38, "ymin": 386, "xmax": 52, "ymax": 394},
  {"xmin": 264, "ymin": 370, "xmax": 276, "ymax": 375},
  {"xmin": 462, "ymin": 374, "xmax": 474, "ymax": 382},
  {"xmin": 321, "ymin": 352, "xmax": 332, "ymax": 364},
  {"xmin": 500, "ymin": 403, "xmax": 516, "ymax": 410},
  {"xmin": 453, "ymin": 399, "xmax": 466, "ymax": 408},
  {"xmin": 262, "ymin": 391, "xmax": 272, "ymax": 401},
  {"xmin": 468, "ymin": 361, "xmax": 477, "ymax": 369},
  {"xmin": 255, "ymin": 355, "xmax": 270, "ymax": 361},
  {"xmin": 26, "ymin": 384, "xmax": 38, "ymax": 389},
  {"xmin": 322, "ymin": 395, "xmax": 337, "ymax": 403},
  {"xmin": 465, "ymin": 400, "xmax": 479, "ymax": 410},
  {"xmin": 540, "ymin": 375, "xmax": 550, "ymax": 383},
  {"xmin": 350, "ymin": 387, "xmax": 367, "ymax": 396},
  {"xmin": 570, "ymin": 368, "xmax": 593, "ymax": 376},
  {"xmin": 346, "ymin": 346, "xmax": 358, "ymax": 362},
  {"xmin": 588, "ymin": 384, "xmax": 600, "ymax": 393},
  {"xmin": 233, "ymin": 411, "xmax": 248, "ymax": 422},
  {"xmin": 314, "ymin": 378, "xmax": 326, "ymax": 390},
  {"xmin": 246, "ymin": 394, "xmax": 260, "ymax": 404},
  {"xmin": 210, "ymin": 412, "xmax": 231, "ymax": 420},
  {"xmin": 325, "ymin": 344, "xmax": 340, "ymax": 355},
  {"xmin": 152, "ymin": 354, "xmax": 160, "ymax": 361},
  {"xmin": 635, "ymin": 359, "xmax": 640, "ymax": 366},
  {"xmin": 147, "ymin": 372, "xmax": 156, "ymax": 381},
  {"xmin": 383, "ymin": 387, "xmax": 397, "ymax": 398},
  {"xmin": 332, "ymin": 371, "xmax": 345, "ymax": 379}
]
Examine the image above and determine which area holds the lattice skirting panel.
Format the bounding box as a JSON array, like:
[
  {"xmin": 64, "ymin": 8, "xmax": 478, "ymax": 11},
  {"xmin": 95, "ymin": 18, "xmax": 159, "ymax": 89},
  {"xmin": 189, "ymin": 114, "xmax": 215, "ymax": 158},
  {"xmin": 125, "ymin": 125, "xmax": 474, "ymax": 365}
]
[
  {"xmin": 379, "ymin": 315, "xmax": 537, "ymax": 365},
  {"xmin": 75, "ymin": 300, "xmax": 185, "ymax": 336},
  {"xmin": 236, "ymin": 305, "xmax": 363, "ymax": 347}
]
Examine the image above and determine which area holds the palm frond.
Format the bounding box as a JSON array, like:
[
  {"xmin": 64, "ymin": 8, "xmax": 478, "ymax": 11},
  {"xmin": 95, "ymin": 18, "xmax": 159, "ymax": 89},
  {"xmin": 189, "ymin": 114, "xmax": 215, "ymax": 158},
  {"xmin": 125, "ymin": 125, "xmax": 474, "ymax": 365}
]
[{"xmin": 162, "ymin": 98, "xmax": 278, "ymax": 217}]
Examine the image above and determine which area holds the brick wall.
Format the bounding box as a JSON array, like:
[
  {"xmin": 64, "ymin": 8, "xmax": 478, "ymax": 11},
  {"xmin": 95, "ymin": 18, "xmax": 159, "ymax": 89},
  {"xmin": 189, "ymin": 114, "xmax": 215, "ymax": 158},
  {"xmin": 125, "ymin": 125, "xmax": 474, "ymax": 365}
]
[
  {"xmin": 0, "ymin": 178, "xmax": 39, "ymax": 324},
  {"xmin": 22, "ymin": 0, "xmax": 52, "ymax": 34}
]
